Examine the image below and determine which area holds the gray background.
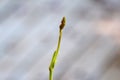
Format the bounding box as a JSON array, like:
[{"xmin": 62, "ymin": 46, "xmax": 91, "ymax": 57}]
[{"xmin": 0, "ymin": 0, "xmax": 120, "ymax": 80}]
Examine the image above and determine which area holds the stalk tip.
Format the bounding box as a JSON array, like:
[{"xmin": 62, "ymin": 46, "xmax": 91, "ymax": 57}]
[{"xmin": 59, "ymin": 17, "xmax": 66, "ymax": 30}]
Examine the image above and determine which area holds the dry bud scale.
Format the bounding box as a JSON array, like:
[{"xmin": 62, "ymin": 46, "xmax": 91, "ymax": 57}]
[{"xmin": 49, "ymin": 17, "xmax": 66, "ymax": 80}]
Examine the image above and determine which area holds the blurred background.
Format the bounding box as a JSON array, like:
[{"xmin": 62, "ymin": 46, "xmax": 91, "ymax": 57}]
[{"xmin": 0, "ymin": 0, "xmax": 120, "ymax": 80}]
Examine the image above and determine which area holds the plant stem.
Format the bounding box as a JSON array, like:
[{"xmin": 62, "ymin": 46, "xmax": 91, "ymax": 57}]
[
  {"xmin": 49, "ymin": 68, "xmax": 53, "ymax": 80},
  {"xmin": 49, "ymin": 17, "xmax": 66, "ymax": 80}
]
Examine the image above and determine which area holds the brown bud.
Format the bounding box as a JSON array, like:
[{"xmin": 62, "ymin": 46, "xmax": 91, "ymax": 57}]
[{"xmin": 59, "ymin": 17, "xmax": 66, "ymax": 30}]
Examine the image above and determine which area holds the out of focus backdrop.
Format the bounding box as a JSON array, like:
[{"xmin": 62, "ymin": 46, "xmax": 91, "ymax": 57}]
[{"xmin": 0, "ymin": 0, "xmax": 120, "ymax": 80}]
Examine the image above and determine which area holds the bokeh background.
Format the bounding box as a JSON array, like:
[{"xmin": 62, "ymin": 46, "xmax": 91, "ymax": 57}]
[{"xmin": 0, "ymin": 0, "xmax": 120, "ymax": 80}]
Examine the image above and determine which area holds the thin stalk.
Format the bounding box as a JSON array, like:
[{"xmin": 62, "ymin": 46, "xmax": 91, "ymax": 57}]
[{"xmin": 49, "ymin": 17, "xmax": 66, "ymax": 80}]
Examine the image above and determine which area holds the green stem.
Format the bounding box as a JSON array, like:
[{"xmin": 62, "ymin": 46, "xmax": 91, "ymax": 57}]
[
  {"xmin": 49, "ymin": 17, "xmax": 66, "ymax": 80},
  {"xmin": 49, "ymin": 69, "xmax": 53, "ymax": 80}
]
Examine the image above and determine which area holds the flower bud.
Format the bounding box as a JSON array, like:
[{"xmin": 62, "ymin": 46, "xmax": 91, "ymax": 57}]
[{"xmin": 59, "ymin": 17, "xmax": 66, "ymax": 30}]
